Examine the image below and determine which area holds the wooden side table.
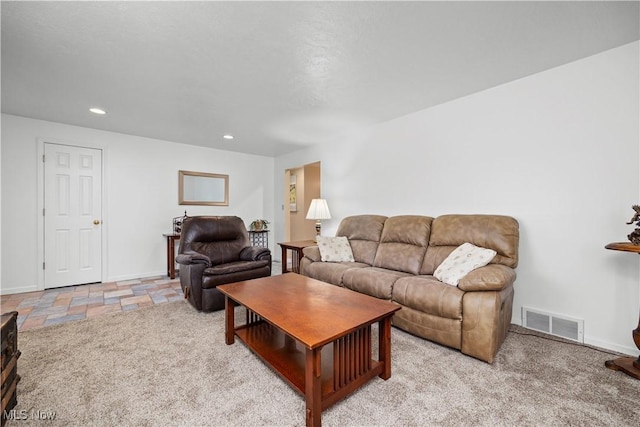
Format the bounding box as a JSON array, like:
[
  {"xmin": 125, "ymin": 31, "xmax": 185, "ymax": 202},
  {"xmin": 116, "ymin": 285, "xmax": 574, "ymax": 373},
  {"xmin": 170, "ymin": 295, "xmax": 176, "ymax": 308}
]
[
  {"xmin": 163, "ymin": 233, "xmax": 181, "ymax": 279},
  {"xmin": 278, "ymin": 240, "xmax": 316, "ymax": 274},
  {"xmin": 604, "ymin": 242, "xmax": 640, "ymax": 380}
]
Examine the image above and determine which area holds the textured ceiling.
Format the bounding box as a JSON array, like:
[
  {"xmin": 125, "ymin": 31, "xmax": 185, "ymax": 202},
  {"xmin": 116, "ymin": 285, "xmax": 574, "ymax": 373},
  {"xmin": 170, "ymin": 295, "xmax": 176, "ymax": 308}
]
[{"xmin": 2, "ymin": 1, "xmax": 639, "ymax": 157}]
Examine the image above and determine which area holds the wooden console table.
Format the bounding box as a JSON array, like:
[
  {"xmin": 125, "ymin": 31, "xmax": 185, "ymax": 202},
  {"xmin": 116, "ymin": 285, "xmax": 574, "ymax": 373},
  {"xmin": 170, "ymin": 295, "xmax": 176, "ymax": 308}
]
[
  {"xmin": 604, "ymin": 242, "xmax": 640, "ymax": 380},
  {"xmin": 163, "ymin": 233, "xmax": 180, "ymax": 279},
  {"xmin": 278, "ymin": 240, "xmax": 316, "ymax": 273}
]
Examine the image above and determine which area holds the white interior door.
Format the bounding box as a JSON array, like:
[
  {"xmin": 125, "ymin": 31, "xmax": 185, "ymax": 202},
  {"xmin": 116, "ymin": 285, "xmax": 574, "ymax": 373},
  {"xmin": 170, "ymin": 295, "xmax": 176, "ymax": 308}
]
[{"xmin": 44, "ymin": 143, "xmax": 102, "ymax": 288}]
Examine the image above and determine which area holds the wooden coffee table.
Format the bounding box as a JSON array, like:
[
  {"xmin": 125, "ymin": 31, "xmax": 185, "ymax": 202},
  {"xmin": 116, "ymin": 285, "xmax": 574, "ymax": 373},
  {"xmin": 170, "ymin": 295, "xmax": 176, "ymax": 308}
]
[{"xmin": 217, "ymin": 273, "xmax": 401, "ymax": 427}]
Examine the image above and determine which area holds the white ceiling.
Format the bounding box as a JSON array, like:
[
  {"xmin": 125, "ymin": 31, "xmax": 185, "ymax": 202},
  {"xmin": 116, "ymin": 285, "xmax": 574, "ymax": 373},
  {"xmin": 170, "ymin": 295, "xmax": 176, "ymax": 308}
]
[{"xmin": 2, "ymin": 1, "xmax": 639, "ymax": 157}]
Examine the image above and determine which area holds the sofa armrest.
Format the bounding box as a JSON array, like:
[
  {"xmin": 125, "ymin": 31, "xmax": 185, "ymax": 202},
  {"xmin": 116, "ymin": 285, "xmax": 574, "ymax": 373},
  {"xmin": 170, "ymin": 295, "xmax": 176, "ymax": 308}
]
[
  {"xmin": 302, "ymin": 245, "xmax": 321, "ymax": 262},
  {"xmin": 457, "ymin": 264, "xmax": 516, "ymax": 292},
  {"xmin": 175, "ymin": 251, "xmax": 211, "ymax": 266},
  {"xmin": 240, "ymin": 246, "xmax": 271, "ymax": 261}
]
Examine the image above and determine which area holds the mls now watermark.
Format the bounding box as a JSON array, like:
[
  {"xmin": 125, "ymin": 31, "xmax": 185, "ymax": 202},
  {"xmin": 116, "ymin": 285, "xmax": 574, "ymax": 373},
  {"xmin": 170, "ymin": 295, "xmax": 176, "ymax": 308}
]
[{"xmin": 3, "ymin": 409, "xmax": 57, "ymax": 421}]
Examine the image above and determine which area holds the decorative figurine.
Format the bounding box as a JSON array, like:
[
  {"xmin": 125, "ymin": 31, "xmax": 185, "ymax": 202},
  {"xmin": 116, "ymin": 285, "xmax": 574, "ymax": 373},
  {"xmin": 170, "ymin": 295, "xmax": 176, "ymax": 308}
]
[{"xmin": 626, "ymin": 205, "xmax": 640, "ymax": 245}]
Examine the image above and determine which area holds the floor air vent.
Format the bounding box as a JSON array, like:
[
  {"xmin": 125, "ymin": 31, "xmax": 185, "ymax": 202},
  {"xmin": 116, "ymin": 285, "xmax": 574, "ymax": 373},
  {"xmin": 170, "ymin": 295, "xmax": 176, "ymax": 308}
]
[{"xmin": 522, "ymin": 307, "xmax": 584, "ymax": 343}]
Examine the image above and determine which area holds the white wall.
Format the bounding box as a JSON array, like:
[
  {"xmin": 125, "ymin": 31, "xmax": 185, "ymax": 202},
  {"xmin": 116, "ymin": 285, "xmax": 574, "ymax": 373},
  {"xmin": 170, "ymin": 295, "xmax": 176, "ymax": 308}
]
[
  {"xmin": 1, "ymin": 42, "xmax": 637, "ymax": 357},
  {"xmin": 274, "ymin": 42, "xmax": 640, "ymax": 355},
  {"xmin": 1, "ymin": 114, "xmax": 274, "ymax": 293}
]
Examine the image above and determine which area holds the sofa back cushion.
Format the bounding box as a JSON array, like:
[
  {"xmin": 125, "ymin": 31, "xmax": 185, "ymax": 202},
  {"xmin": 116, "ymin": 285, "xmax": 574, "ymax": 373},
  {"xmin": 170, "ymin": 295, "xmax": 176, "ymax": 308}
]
[
  {"xmin": 421, "ymin": 214, "xmax": 519, "ymax": 275},
  {"xmin": 372, "ymin": 215, "xmax": 433, "ymax": 275},
  {"xmin": 336, "ymin": 215, "xmax": 387, "ymax": 265}
]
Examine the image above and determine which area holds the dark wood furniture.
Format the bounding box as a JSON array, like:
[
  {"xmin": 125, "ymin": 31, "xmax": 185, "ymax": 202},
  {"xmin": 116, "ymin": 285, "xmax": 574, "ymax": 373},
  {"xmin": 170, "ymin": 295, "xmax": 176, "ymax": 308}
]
[
  {"xmin": 1, "ymin": 311, "xmax": 20, "ymax": 427},
  {"xmin": 604, "ymin": 242, "xmax": 640, "ymax": 380},
  {"xmin": 218, "ymin": 274, "xmax": 401, "ymax": 427},
  {"xmin": 162, "ymin": 233, "xmax": 180, "ymax": 279},
  {"xmin": 278, "ymin": 240, "xmax": 316, "ymax": 273}
]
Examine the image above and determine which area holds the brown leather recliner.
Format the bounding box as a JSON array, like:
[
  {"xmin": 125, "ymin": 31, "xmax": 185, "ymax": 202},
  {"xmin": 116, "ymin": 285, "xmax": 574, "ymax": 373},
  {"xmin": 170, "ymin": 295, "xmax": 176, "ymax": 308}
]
[{"xmin": 176, "ymin": 216, "xmax": 271, "ymax": 312}]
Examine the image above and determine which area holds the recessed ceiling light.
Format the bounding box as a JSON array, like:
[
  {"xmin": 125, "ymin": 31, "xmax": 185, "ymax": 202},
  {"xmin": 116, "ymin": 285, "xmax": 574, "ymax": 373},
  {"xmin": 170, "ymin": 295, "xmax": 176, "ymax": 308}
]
[
  {"xmin": 223, "ymin": 134, "xmax": 234, "ymax": 140},
  {"xmin": 89, "ymin": 107, "xmax": 106, "ymax": 115}
]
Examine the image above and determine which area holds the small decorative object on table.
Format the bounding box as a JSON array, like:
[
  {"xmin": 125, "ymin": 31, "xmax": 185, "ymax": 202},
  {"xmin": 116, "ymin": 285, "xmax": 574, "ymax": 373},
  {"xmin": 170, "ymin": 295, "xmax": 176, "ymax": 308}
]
[
  {"xmin": 173, "ymin": 210, "xmax": 189, "ymax": 234},
  {"xmin": 626, "ymin": 205, "xmax": 640, "ymax": 244},
  {"xmin": 249, "ymin": 219, "xmax": 269, "ymax": 231}
]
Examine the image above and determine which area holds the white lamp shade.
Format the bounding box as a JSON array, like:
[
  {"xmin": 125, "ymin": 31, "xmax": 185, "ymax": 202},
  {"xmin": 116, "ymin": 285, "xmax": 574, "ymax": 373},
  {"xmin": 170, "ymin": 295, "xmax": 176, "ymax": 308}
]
[{"xmin": 306, "ymin": 199, "xmax": 331, "ymax": 220}]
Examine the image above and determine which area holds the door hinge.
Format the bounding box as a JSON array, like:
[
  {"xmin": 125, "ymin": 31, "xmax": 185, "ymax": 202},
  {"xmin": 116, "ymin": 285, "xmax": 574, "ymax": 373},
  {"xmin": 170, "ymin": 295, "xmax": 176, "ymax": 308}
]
[
  {"xmin": 43, "ymin": 262, "xmax": 45, "ymax": 270},
  {"xmin": 42, "ymin": 154, "xmax": 45, "ymax": 162},
  {"xmin": 43, "ymin": 208, "xmax": 45, "ymax": 216}
]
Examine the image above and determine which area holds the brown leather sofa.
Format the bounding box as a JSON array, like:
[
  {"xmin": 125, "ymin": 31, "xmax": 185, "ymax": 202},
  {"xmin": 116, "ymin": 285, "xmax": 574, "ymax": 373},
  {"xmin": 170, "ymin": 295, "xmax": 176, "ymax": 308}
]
[
  {"xmin": 300, "ymin": 214, "xmax": 519, "ymax": 363},
  {"xmin": 176, "ymin": 216, "xmax": 272, "ymax": 312}
]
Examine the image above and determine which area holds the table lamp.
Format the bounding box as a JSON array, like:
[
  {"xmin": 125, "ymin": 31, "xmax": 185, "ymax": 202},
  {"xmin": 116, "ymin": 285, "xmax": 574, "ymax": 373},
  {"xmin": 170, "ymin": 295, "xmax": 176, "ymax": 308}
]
[{"xmin": 306, "ymin": 199, "xmax": 331, "ymax": 240}]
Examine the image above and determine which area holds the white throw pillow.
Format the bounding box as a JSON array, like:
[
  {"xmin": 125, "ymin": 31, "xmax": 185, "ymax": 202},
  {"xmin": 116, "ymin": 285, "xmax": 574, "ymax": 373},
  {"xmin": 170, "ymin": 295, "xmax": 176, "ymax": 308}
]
[
  {"xmin": 434, "ymin": 242, "xmax": 497, "ymax": 286},
  {"xmin": 316, "ymin": 236, "xmax": 355, "ymax": 262}
]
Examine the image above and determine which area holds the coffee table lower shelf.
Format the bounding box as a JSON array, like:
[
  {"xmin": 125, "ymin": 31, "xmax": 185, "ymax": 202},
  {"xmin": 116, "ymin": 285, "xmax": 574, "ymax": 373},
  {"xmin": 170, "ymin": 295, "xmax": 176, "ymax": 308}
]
[
  {"xmin": 234, "ymin": 318, "xmax": 384, "ymax": 412},
  {"xmin": 227, "ymin": 303, "xmax": 391, "ymax": 425}
]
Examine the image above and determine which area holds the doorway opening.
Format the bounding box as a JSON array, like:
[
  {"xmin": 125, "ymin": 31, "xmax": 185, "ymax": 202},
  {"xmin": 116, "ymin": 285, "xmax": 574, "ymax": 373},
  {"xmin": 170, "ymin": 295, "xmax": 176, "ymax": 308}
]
[{"xmin": 283, "ymin": 162, "xmax": 321, "ymax": 268}]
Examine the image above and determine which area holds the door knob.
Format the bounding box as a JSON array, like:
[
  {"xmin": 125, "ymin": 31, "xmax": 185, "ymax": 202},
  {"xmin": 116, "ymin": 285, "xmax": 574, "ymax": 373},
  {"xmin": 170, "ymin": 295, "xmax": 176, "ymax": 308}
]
[{"xmin": 93, "ymin": 219, "xmax": 101, "ymax": 225}]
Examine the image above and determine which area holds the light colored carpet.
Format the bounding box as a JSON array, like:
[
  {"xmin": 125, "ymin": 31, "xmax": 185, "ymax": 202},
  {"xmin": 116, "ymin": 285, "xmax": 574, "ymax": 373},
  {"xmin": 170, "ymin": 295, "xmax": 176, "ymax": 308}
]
[{"xmin": 9, "ymin": 299, "xmax": 639, "ymax": 426}]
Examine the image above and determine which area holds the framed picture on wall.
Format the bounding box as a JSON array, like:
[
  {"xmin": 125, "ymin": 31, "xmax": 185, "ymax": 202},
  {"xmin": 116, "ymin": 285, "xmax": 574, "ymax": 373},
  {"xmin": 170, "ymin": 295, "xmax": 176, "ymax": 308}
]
[{"xmin": 289, "ymin": 175, "xmax": 297, "ymax": 212}]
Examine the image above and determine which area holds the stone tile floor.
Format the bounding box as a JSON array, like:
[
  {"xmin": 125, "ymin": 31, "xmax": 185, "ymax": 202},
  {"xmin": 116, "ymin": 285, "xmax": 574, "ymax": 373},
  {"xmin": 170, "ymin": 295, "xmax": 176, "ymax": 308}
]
[
  {"xmin": 0, "ymin": 276, "xmax": 183, "ymax": 331},
  {"xmin": 1, "ymin": 262, "xmax": 282, "ymax": 331}
]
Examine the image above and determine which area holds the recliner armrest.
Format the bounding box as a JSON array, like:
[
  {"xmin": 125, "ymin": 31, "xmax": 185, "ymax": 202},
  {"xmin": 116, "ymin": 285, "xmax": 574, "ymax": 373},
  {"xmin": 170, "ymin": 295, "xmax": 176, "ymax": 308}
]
[
  {"xmin": 457, "ymin": 264, "xmax": 516, "ymax": 292},
  {"xmin": 175, "ymin": 251, "xmax": 211, "ymax": 266},
  {"xmin": 240, "ymin": 246, "xmax": 271, "ymax": 261}
]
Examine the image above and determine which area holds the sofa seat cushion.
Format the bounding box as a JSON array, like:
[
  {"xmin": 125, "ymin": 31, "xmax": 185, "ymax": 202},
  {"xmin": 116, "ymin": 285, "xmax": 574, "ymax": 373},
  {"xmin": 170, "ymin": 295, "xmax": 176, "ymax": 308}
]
[
  {"xmin": 393, "ymin": 276, "xmax": 464, "ymax": 320},
  {"xmin": 302, "ymin": 261, "xmax": 369, "ymax": 287},
  {"xmin": 342, "ymin": 267, "xmax": 411, "ymax": 300}
]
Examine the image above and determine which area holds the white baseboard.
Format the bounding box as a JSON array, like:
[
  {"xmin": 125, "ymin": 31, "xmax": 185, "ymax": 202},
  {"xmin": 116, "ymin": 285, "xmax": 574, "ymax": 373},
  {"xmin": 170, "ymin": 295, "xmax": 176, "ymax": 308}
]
[
  {"xmin": 0, "ymin": 284, "xmax": 39, "ymax": 295},
  {"xmin": 514, "ymin": 321, "xmax": 638, "ymax": 357},
  {"xmin": 585, "ymin": 337, "xmax": 639, "ymax": 357},
  {"xmin": 106, "ymin": 270, "xmax": 169, "ymax": 283}
]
